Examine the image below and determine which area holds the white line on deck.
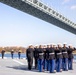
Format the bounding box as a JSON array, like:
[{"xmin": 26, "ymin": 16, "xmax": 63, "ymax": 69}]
[{"xmin": 13, "ymin": 59, "xmax": 25, "ymax": 65}]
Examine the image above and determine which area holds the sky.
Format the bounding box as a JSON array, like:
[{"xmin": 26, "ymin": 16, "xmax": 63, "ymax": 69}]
[{"xmin": 0, "ymin": 0, "xmax": 76, "ymax": 47}]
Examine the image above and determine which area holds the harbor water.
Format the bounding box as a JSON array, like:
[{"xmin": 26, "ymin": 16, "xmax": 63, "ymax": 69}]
[
  {"xmin": 0, "ymin": 53, "xmax": 76, "ymax": 59},
  {"xmin": 0, "ymin": 53, "xmax": 26, "ymax": 59}
]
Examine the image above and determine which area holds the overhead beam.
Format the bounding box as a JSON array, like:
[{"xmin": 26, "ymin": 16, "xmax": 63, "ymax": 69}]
[{"xmin": 0, "ymin": 0, "xmax": 76, "ymax": 34}]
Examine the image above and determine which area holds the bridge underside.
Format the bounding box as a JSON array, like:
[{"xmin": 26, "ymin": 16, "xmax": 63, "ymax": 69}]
[{"xmin": 0, "ymin": 0, "xmax": 76, "ymax": 34}]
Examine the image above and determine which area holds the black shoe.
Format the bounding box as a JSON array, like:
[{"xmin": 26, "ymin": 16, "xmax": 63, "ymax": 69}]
[
  {"xmin": 64, "ymin": 70, "xmax": 68, "ymax": 71},
  {"xmin": 69, "ymin": 69, "xmax": 73, "ymax": 70},
  {"xmin": 50, "ymin": 72, "xmax": 55, "ymax": 73},
  {"xmin": 50, "ymin": 71, "xmax": 56, "ymax": 73}
]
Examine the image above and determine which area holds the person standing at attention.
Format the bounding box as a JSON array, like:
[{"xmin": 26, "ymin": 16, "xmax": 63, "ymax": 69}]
[
  {"xmin": 11, "ymin": 49, "xmax": 14, "ymax": 59},
  {"xmin": 18, "ymin": 49, "xmax": 22, "ymax": 59},
  {"xmin": 1, "ymin": 47, "xmax": 5, "ymax": 59}
]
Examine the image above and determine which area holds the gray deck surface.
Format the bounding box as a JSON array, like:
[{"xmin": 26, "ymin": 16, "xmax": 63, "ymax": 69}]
[{"xmin": 0, "ymin": 58, "xmax": 76, "ymax": 75}]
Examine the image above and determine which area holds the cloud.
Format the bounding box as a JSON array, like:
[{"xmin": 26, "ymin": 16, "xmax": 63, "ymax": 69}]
[
  {"xmin": 62, "ymin": 0, "xmax": 70, "ymax": 4},
  {"xmin": 71, "ymin": 5, "xmax": 76, "ymax": 10}
]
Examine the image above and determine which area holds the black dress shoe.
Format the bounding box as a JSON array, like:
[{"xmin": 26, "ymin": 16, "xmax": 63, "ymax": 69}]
[{"xmin": 69, "ymin": 69, "xmax": 73, "ymax": 70}]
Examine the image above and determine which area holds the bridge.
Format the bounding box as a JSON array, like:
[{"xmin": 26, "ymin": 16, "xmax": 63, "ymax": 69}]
[{"xmin": 0, "ymin": 0, "xmax": 76, "ymax": 34}]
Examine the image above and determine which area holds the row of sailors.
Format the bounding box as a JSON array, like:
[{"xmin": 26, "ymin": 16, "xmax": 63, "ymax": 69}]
[{"xmin": 26, "ymin": 44, "xmax": 76, "ymax": 73}]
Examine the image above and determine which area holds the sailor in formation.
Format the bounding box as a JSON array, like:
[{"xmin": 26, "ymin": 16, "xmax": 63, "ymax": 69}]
[{"xmin": 26, "ymin": 44, "xmax": 76, "ymax": 73}]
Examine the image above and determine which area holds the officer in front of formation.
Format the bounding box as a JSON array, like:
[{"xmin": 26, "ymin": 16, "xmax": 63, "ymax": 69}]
[
  {"xmin": 34, "ymin": 46, "xmax": 39, "ymax": 69},
  {"xmin": 37, "ymin": 45, "xmax": 44, "ymax": 72},
  {"xmin": 55, "ymin": 44, "xmax": 63, "ymax": 72},
  {"xmin": 67, "ymin": 45, "xmax": 76, "ymax": 70},
  {"xmin": 48, "ymin": 44, "xmax": 56, "ymax": 73},
  {"xmin": 26, "ymin": 45, "xmax": 34, "ymax": 70},
  {"xmin": 62, "ymin": 44, "xmax": 68, "ymax": 71}
]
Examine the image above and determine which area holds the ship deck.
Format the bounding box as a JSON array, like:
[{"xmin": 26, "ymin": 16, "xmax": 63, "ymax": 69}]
[{"xmin": 0, "ymin": 58, "xmax": 76, "ymax": 75}]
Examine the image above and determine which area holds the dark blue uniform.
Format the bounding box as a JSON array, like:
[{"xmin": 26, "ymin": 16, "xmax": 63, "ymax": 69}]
[
  {"xmin": 67, "ymin": 47, "xmax": 76, "ymax": 70},
  {"xmin": 38, "ymin": 48, "xmax": 44, "ymax": 72},
  {"xmin": 48, "ymin": 47, "xmax": 55, "ymax": 73},
  {"xmin": 55, "ymin": 47, "xmax": 63, "ymax": 72},
  {"xmin": 1, "ymin": 50, "xmax": 5, "ymax": 59},
  {"xmin": 45, "ymin": 47, "xmax": 50, "ymax": 71},
  {"xmin": 62, "ymin": 47, "xmax": 68, "ymax": 71},
  {"xmin": 11, "ymin": 50, "xmax": 14, "ymax": 59},
  {"xmin": 43, "ymin": 48, "xmax": 47, "ymax": 70}
]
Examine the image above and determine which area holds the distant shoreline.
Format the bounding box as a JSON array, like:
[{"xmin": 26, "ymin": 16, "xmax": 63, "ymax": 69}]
[
  {"xmin": 1, "ymin": 52, "xmax": 76, "ymax": 55},
  {"xmin": 0, "ymin": 52, "xmax": 26, "ymax": 54}
]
